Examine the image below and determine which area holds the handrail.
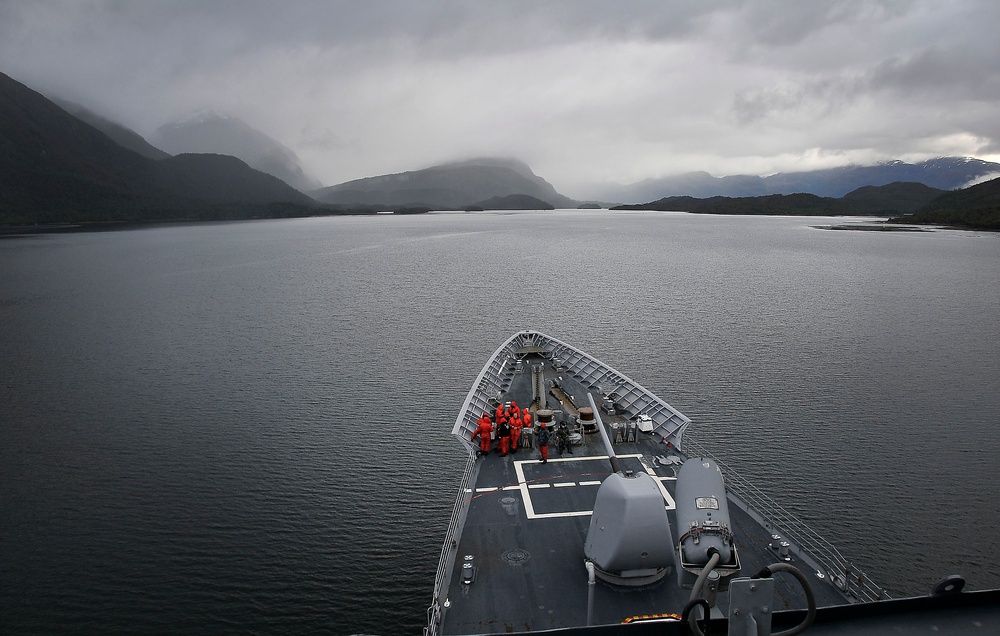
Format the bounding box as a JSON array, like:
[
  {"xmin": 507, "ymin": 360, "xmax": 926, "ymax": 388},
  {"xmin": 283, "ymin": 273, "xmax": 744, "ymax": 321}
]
[
  {"xmin": 431, "ymin": 334, "xmax": 536, "ymax": 634},
  {"xmin": 425, "ymin": 450, "xmax": 478, "ymax": 636},
  {"xmin": 683, "ymin": 439, "xmax": 889, "ymax": 603}
]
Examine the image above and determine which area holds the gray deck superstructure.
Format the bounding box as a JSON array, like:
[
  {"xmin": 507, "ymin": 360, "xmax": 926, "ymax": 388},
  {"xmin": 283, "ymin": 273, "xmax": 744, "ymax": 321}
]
[{"xmin": 426, "ymin": 331, "xmax": 893, "ymax": 635}]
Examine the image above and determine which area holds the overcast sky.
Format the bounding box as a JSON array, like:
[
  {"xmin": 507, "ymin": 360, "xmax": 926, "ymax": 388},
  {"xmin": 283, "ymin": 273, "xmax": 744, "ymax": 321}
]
[{"xmin": 2, "ymin": 0, "xmax": 998, "ymax": 196}]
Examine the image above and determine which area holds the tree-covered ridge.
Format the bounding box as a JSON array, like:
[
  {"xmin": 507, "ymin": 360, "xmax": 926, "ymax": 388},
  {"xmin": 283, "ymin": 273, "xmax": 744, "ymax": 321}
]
[
  {"xmin": 890, "ymin": 176, "xmax": 1000, "ymax": 230},
  {"xmin": 611, "ymin": 182, "xmax": 944, "ymax": 217},
  {"xmin": 612, "ymin": 178, "xmax": 999, "ymax": 230}
]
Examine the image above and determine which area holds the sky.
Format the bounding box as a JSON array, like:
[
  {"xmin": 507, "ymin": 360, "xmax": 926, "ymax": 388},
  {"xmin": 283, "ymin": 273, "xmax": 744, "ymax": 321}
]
[{"xmin": 2, "ymin": 0, "xmax": 999, "ymax": 197}]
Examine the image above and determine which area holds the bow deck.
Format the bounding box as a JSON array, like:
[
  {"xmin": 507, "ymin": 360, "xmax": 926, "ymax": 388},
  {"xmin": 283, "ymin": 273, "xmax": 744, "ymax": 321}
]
[{"xmin": 428, "ymin": 331, "xmax": 877, "ymax": 635}]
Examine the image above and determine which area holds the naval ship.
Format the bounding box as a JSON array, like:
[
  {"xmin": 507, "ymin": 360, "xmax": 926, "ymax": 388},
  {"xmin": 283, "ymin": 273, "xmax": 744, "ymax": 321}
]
[{"xmin": 426, "ymin": 330, "xmax": 1000, "ymax": 635}]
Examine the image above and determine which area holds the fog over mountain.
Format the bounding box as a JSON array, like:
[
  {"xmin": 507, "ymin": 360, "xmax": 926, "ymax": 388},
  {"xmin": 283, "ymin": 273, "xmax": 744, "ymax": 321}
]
[
  {"xmin": 55, "ymin": 99, "xmax": 170, "ymax": 161},
  {"xmin": 313, "ymin": 158, "xmax": 577, "ymax": 209},
  {"xmin": 0, "ymin": 71, "xmax": 313, "ymax": 225},
  {"xmin": 4, "ymin": 67, "xmax": 999, "ymax": 228},
  {"xmin": 3, "ymin": 2, "xmax": 998, "ymax": 194},
  {"xmin": 153, "ymin": 112, "xmax": 323, "ymax": 193}
]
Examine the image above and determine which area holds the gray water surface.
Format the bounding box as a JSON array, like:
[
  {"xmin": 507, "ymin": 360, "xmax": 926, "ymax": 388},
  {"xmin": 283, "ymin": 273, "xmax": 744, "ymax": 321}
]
[{"xmin": 2, "ymin": 211, "xmax": 998, "ymax": 634}]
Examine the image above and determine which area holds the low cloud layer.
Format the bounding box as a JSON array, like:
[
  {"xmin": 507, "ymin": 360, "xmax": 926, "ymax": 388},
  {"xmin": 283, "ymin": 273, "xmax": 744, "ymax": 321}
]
[{"xmin": 2, "ymin": 0, "xmax": 997, "ymax": 196}]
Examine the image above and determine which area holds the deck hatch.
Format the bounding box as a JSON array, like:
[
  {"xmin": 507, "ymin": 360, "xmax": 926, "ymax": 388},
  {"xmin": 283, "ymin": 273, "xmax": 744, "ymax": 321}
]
[{"xmin": 502, "ymin": 549, "xmax": 531, "ymax": 564}]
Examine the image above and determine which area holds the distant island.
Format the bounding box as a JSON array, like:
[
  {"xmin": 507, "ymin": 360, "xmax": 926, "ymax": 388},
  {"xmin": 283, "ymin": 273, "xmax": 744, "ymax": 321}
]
[
  {"xmin": 473, "ymin": 194, "xmax": 554, "ymax": 210},
  {"xmin": 611, "ymin": 180, "xmax": 1000, "ymax": 230}
]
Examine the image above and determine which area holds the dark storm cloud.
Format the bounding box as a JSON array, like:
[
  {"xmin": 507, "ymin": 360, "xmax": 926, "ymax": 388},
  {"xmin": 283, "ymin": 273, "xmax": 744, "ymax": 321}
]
[
  {"xmin": 1, "ymin": 0, "xmax": 997, "ymax": 194},
  {"xmin": 872, "ymin": 47, "xmax": 1000, "ymax": 99},
  {"xmin": 734, "ymin": 0, "xmax": 911, "ymax": 47},
  {"xmin": 732, "ymin": 73, "xmax": 869, "ymax": 126}
]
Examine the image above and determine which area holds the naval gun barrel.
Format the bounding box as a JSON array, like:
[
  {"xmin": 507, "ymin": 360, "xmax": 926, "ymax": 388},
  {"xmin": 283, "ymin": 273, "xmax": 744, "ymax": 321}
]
[{"xmin": 586, "ymin": 393, "xmax": 621, "ymax": 474}]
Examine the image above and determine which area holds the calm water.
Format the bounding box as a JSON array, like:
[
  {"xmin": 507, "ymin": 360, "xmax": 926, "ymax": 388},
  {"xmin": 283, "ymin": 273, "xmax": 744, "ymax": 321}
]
[{"xmin": 1, "ymin": 211, "xmax": 998, "ymax": 634}]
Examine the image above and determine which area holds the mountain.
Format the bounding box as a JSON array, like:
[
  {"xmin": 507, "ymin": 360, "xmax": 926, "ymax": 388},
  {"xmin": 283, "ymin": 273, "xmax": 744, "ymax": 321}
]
[
  {"xmin": 892, "ymin": 176, "xmax": 1000, "ymax": 230},
  {"xmin": 152, "ymin": 153, "xmax": 317, "ymax": 204},
  {"xmin": 841, "ymin": 182, "xmax": 944, "ymax": 215},
  {"xmin": 312, "ymin": 158, "xmax": 577, "ymax": 209},
  {"xmin": 0, "ymin": 72, "xmax": 313, "ymax": 225},
  {"xmin": 587, "ymin": 158, "xmax": 1000, "ymax": 203},
  {"xmin": 153, "ymin": 112, "xmax": 323, "ymax": 192},
  {"xmin": 54, "ymin": 100, "xmax": 171, "ymax": 160},
  {"xmin": 612, "ymin": 181, "xmax": 946, "ymax": 217},
  {"xmin": 762, "ymin": 158, "xmax": 1000, "ymax": 197},
  {"xmin": 1, "ymin": 72, "xmax": 161, "ymax": 223}
]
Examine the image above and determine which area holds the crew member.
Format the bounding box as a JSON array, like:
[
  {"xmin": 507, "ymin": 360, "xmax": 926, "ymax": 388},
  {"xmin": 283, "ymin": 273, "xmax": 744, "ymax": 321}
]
[
  {"xmin": 556, "ymin": 421, "xmax": 572, "ymax": 455},
  {"xmin": 471, "ymin": 414, "xmax": 493, "ymax": 456},
  {"xmin": 498, "ymin": 417, "xmax": 512, "ymax": 456},
  {"xmin": 537, "ymin": 422, "xmax": 551, "ymax": 463},
  {"xmin": 510, "ymin": 413, "xmax": 522, "ymax": 453}
]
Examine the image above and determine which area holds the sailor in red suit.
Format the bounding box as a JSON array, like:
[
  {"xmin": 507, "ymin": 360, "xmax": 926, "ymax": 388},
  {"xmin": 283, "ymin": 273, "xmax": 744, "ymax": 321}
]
[
  {"xmin": 471, "ymin": 414, "xmax": 493, "ymax": 456},
  {"xmin": 510, "ymin": 413, "xmax": 522, "ymax": 453}
]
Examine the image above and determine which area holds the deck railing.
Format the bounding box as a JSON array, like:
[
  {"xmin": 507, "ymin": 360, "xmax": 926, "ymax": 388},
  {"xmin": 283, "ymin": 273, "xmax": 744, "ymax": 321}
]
[
  {"xmin": 683, "ymin": 438, "xmax": 889, "ymax": 604},
  {"xmin": 425, "ymin": 450, "xmax": 478, "ymax": 636}
]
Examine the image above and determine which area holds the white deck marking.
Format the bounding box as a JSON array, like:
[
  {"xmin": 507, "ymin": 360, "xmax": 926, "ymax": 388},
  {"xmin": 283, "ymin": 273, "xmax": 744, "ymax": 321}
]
[
  {"xmin": 636, "ymin": 454, "xmax": 677, "ymax": 509},
  {"xmin": 512, "ymin": 454, "xmax": 676, "ymax": 520}
]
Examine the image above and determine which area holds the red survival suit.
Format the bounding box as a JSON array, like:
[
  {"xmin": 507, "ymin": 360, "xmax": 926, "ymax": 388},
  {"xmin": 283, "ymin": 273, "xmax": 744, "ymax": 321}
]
[
  {"xmin": 497, "ymin": 415, "xmax": 511, "ymax": 456},
  {"xmin": 510, "ymin": 409, "xmax": 526, "ymax": 452},
  {"xmin": 471, "ymin": 414, "xmax": 493, "ymax": 455}
]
